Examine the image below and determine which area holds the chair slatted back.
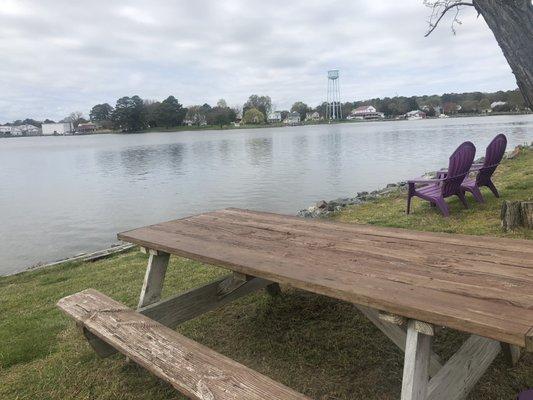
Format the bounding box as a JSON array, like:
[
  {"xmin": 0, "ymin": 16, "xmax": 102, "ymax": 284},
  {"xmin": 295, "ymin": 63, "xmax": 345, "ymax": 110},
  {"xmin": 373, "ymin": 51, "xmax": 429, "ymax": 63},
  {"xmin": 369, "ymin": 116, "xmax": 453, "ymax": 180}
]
[
  {"xmin": 476, "ymin": 134, "xmax": 507, "ymax": 186},
  {"xmin": 442, "ymin": 141, "xmax": 476, "ymax": 197}
]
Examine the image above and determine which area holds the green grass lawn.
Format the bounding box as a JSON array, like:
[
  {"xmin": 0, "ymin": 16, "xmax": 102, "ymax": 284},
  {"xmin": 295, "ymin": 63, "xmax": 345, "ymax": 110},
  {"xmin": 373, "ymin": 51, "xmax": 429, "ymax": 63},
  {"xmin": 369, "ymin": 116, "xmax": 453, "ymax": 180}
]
[
  {"xmin": 0, "ymin": 148, "xmax": 531, "ymax": 399},
  {"xmin": 335, "ymin": 146, "xmax": 532, "ymax": 239}
]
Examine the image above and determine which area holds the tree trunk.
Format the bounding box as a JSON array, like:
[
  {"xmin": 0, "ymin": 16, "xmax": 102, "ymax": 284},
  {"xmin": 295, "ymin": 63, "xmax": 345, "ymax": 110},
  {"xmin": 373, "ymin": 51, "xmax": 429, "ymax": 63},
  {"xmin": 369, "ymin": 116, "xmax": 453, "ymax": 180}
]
[
  {"xmin": 501, "ymin": 200, "xmax": 523, "ymax": 231},
  {"xmin": 521, "ymin": 201, "xmax": 533, "ymax": 229},
  {"xmin": 474, "ymin": 0, "xmax": 533, "ymax": 109}
]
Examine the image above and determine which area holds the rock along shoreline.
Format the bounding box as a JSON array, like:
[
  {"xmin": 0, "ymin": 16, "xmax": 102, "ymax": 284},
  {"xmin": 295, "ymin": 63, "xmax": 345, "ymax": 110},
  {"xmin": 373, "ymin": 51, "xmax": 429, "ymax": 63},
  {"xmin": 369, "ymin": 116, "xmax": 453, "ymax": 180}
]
[{"xmin": 297, "ymin": 143, "xmax": 531, "ymax": 219}]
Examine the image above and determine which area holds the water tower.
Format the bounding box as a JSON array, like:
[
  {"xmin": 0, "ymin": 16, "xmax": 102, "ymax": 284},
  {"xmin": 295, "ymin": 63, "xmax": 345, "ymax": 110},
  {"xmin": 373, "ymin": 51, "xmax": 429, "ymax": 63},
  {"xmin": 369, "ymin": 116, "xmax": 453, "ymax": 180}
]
[{"xmin": 326, "ymin": 69, "xmax": 342, "ymax": 120}]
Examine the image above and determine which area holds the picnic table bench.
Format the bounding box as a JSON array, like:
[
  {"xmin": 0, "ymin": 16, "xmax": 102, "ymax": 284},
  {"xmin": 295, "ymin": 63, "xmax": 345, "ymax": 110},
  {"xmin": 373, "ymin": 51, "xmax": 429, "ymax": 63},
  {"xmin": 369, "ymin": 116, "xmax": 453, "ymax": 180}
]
[{"xmin": 58, "ymin": 208, "xmax": 533, "ymax": 400}]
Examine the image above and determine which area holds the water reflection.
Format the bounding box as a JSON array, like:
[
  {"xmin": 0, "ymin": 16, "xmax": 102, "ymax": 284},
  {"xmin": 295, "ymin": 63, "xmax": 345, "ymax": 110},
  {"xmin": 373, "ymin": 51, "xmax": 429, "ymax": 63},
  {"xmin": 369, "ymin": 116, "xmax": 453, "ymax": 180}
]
[
  {"xmin": 0, "ymin": 115, "xmax": 531, "ymax": 274},
  {"xmin": 246, "ymin": 137, "xmax": 273, "ymax": 166},
  {"xmin": 167, "ymin": 143, "xmax": 186, "ymax": 172}
]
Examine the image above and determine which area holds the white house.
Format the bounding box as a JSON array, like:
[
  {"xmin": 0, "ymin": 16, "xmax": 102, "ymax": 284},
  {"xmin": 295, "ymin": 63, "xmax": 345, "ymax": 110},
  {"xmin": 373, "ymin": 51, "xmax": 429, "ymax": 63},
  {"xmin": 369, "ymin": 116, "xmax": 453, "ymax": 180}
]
[
  {"xmin": 405, "ymin": 110, "xmax": 426, "ymax": 120},
  {"xmin": 284, "ymin": 111, "xmax": 300, "ymax": 125},
  {"xmin": 490, "ymin": 101, "xmax": 507, "ymax": 109},
  {"xmin": 0, "ymin": 124, "xmax": 40, "ymax": 136},
  {"xmin": 268, "ymin": 111, "xmax": 282, "ymax": 123},
  {"xmin": 352, "ymin": 105, "xmax": 376, "ymax": 116},
  {"xmin": 10, "ymin": 127, "xmax": 24, "ymax": 136},
  {"xmin": 42, "ymin": 122, "xmax": 73, "ymax": 135},
  {"xmin": 18, "ymin": 124, "xmax": 41, "ymax": 135},
  {"xmin": 306, "ymin": 111, "xmax": 320, "ymax": 121},
  {"xmin": 0, "ymin": 125, "xmax": 13, "ymax": 135},
  {"xmin": 350, "ymin": 105, "xmax": 384, "ymax": 120}
]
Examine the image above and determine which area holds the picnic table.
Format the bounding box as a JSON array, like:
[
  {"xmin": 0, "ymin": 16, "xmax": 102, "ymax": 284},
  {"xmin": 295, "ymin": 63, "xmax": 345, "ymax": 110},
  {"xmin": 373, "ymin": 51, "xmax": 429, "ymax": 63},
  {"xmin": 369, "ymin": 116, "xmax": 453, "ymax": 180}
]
[{"xmin": 58, "ymin": 208, "xmax": 533, "ymax": 400}]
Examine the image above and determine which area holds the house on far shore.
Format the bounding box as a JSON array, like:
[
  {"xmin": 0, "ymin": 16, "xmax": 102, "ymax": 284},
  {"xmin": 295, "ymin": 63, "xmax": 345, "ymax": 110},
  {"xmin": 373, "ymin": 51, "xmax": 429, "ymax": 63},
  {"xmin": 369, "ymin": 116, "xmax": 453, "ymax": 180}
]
[
  {"xmin": 490, "ymin": 101, "xmax": 507, "ymax": 109},
  {"xmin": 77, "ymin": 122, "xmax": 97, "ymax": 134},
  {"xmin": 0, "ymin": 125, "xmax": 13, "ymax": 135},
  {"xmin": 268, "ymin": 111, "xmax": 282, "ymax": 123},
  {"xmin": 15, "ymin": 124, "xmax": 41, "ymax": 135},
  {"xmin": 0, "ymin": 124, "xmax": 40, "ymax": 136},
  {"xmin": 284, "ymin": 111, "xmax": 301, "ymax": 125},
  {"xmin": 405, "ymin": 110, "xmax": 427, "ymax": 120},
  {"xmin": 421, "ymin": 104, "xmax": 442, "ymax": 117},
  {"xmin": 348, "ymin": 105, "xmax": 384, "ymax": 120},
  {"xmin": 306, "ymin": 111, "xmax": 320, "ymax": 121},
  {"xmin": 42, "ymin": 122, "xmax": 73, "ymax": 135}
]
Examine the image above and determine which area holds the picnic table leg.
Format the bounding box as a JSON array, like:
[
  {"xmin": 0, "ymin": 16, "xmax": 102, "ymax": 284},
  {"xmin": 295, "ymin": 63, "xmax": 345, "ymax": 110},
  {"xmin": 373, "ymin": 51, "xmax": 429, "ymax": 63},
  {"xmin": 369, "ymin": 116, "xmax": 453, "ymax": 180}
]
[
  {"xmin": 426, "ymin": 335, "xmax": 500, "ymax": 400},
  {"xmin": 356, "ymin": 306, "xmax": 442, "ymax": 377},
  {"xmin": 401, "ymin": 320, "xmax": 432, "ymax": 400},
  {"xmin": 266, "ymin": 282, "xmax": 281, "ymax": 296},
  {"xmin": 138, "ymin": 248, "xmax": 170, "ymax": 309},
  {"xmin": 501, "ymin": 342, "xmax": 521, "ymax": 366}
]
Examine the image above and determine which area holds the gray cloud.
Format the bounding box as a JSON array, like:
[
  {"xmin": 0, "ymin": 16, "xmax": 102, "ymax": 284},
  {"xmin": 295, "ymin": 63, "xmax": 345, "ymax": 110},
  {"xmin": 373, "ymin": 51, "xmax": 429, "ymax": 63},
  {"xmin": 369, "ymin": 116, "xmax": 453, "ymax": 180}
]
[{"xmin": 0, "ymin": 0, "xmax": 517, "ymax": 121}]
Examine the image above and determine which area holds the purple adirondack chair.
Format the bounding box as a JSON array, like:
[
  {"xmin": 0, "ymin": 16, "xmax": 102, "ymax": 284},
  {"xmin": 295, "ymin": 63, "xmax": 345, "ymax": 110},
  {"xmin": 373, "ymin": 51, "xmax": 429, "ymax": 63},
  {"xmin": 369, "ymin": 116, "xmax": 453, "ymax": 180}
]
[
  {"xmin": 407, "ymin": 141, "xmax": 476, "ymax": 217},
  {"xmin": 460, "ymin": 134, "xmax": 507, "ymax": 203}
]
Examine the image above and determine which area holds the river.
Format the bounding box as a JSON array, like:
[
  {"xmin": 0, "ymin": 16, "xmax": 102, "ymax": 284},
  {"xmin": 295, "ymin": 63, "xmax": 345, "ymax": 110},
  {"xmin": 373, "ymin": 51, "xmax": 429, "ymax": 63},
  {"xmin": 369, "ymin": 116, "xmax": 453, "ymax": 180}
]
[{"xmin": 0, "ymin": 115, "xmax": 531, "ymax": 275}]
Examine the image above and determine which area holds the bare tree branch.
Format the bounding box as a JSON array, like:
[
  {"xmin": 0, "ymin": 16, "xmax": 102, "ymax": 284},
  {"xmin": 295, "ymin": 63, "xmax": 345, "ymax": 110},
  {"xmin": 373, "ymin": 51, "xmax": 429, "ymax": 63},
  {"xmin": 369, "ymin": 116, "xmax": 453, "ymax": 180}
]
[{"xmin": 424, "ymin": 1, "xmax": 474, "ymax": 37}]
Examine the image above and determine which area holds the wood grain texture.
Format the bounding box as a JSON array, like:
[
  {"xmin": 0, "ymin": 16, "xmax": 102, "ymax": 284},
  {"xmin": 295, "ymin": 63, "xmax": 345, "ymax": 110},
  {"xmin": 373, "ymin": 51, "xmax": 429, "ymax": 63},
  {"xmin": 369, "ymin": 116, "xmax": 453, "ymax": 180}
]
[
  {"xmin": 357, "ymin": 305, "xmax": 442, "ymax": 377},
  {"xmin": 58, "ymin": 289, "xmax": 311, "ymax": 400},
  {"xmin": 426, "ymin": 335, "xmax": 501, "ymax": 400},
  {"xmin": 139, "ymin": 275, "xmax": 272, "ymax": 329},
  {"xmin": 401, "ymin": 321, "xmax": 432, "ymax": 400},
  {"xmin": 522, "ymin": 202, "xmax": 533, "ymax": 229},
  {"xmin": 81, "ymin": 275, "xmax": 272, "ymax": 359},
  {"xmin": 117, "ymin": 208, "xmax": 533, "ymax": 347},
  {"xmin": 138, "ymin": 251, "xmax": 170, "ymax": 308}
]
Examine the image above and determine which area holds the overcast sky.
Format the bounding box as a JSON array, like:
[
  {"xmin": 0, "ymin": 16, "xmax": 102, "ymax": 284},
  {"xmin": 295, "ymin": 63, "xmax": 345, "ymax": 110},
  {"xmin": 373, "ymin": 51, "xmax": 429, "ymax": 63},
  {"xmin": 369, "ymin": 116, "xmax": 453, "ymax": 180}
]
[{"xmin": 0, "ymin": 0, "xmax": 518, "ymax": 122}]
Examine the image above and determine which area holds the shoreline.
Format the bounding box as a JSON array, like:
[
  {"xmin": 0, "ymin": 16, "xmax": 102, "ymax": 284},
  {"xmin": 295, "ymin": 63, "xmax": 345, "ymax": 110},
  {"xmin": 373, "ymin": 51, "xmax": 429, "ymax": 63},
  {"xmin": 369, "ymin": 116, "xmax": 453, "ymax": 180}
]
[
  {"xmin": 297, "ymin": 142, "xmax": 531, "ymax": 219},
  {"xmin": 3, "ymin": 143, "xmax": 530, "ymax": 277},
  {"xmin": 1, "ymin": 112, "xmax": 531, "ymax": 139},
  {"xmin": 4, "ymin": 243, "xmax": 135, "ymax": 277}
]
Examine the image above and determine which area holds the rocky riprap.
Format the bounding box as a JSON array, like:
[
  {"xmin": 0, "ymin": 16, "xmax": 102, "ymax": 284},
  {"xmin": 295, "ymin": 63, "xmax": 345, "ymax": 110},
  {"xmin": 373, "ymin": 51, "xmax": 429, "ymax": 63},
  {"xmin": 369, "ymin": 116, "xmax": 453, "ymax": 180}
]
[
  {"xmin": 297, "ymin": 143, "xmax": 531, "ymax": 219},
  {"xmin": 297, "ymin": 182, "xmax": 409, "ymax": 218}
]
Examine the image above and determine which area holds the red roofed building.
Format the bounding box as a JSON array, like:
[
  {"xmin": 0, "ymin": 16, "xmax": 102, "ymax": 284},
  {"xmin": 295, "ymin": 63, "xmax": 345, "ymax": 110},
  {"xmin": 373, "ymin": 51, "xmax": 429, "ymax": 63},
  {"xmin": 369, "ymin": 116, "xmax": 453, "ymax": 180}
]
[{"xmin": 349, "ymin": 105, "xmax": 384, "ymax": 120}]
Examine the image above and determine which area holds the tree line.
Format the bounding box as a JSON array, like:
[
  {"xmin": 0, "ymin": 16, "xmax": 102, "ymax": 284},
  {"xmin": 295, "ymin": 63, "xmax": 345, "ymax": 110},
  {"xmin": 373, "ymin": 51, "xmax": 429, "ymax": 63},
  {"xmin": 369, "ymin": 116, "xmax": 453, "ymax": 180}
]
[
  {"xmin": 2, "ymin": 88, "xmax": 528, "ymax": 131},
  {"xmin": 87, "ymin": 96, "xmax": 241, "ymax": 132},
  {"xmin": 289, "ymin": 89, "xmax": 528, "ymax": 121},
  {"xmin": 87, "ymin": 88, "xmax": 526, "ymax": 131}
]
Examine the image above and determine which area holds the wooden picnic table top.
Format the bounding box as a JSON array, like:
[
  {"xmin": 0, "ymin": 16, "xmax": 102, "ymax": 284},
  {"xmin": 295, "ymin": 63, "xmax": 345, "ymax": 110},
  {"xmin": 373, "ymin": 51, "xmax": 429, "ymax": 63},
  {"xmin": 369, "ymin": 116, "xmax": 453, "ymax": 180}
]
[{"xmin": 118, "ymin": 208, "xmax": 533, "ymax": 348}]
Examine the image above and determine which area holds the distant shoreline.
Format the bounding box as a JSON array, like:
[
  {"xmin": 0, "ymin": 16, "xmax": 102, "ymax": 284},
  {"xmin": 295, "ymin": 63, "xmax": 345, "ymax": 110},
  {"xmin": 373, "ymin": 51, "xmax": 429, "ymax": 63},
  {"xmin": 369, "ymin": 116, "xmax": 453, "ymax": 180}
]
[{"xmin": 1, "ymin": 111, "xmax": 531, "ymax": 139}]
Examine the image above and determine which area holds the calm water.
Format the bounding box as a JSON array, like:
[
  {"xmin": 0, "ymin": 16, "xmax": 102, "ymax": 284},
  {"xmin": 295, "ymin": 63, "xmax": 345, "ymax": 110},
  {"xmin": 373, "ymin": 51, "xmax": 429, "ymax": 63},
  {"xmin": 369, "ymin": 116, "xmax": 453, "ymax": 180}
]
[{"xmin": 1, "ymin": 115, "xmax": 531, "ymax": 275}]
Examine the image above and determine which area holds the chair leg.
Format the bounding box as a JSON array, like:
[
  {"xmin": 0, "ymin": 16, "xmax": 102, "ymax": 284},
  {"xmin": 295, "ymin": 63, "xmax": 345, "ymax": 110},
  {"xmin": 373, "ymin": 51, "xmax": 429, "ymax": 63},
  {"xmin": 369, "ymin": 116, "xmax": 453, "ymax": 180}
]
[
  {"xmin": 407, "ymin": 183, "xmax": 415, "ymax": 214},
  {"xmin": 457, "ymin": 191, "xmax": 468, "ymax": 209},
  {"xmin": 469, "ymin": 186, "xmax": 485, "ymax": 203},
  {"xmin": 435, "ymin": 198, "xmax": 450, "ymax": 217},
  {"xmin": 485, "ymin": 180, "xmax": 500, "ymax": 198}
]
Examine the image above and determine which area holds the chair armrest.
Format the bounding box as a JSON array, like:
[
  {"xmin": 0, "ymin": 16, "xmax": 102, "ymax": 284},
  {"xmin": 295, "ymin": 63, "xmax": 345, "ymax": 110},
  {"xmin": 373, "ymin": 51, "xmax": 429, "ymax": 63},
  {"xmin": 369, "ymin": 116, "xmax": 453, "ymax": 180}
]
[{"xmin": 408, "ymin": 178, "xmax": 442, "ymax": 184}]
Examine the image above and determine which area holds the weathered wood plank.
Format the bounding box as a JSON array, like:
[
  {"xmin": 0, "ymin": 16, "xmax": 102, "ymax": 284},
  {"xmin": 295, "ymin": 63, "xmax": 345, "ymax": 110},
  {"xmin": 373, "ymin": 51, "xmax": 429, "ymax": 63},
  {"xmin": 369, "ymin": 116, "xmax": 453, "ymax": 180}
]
[
  {"xmin": 98, "ymin": 275, "xmax": 273, "ymax": 358},
  {"xmin": 139, "ymin": 275, "xmax": 272, "ymax": 329},
  {"xmin": 401, "ymin": 320, "xmax": 432, "ymax": 400},
  {"xmin": 58, "ymin": 289, "xmax": 310, "ymax": 400},
  {"xmin": 426, "ymin": 335, "xmax": 501, "ymax": 400},
  {"xmin": 501, "ymin": 342, "xmax": 521, "ymax": 366},
  {"xmin": 138, "ymin": 251, "xmax": 170, "ymax": 308},
  {"xmin": 379, "ymin": 311, "xmax": 407, "ymax": 326},
  {"xmin": 357, "ymin": 306, "xmax": 442, "ymax": 377},
  {"xmin": 117, "ymin": 208, "xmax": 533, "ymax": 347}
]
